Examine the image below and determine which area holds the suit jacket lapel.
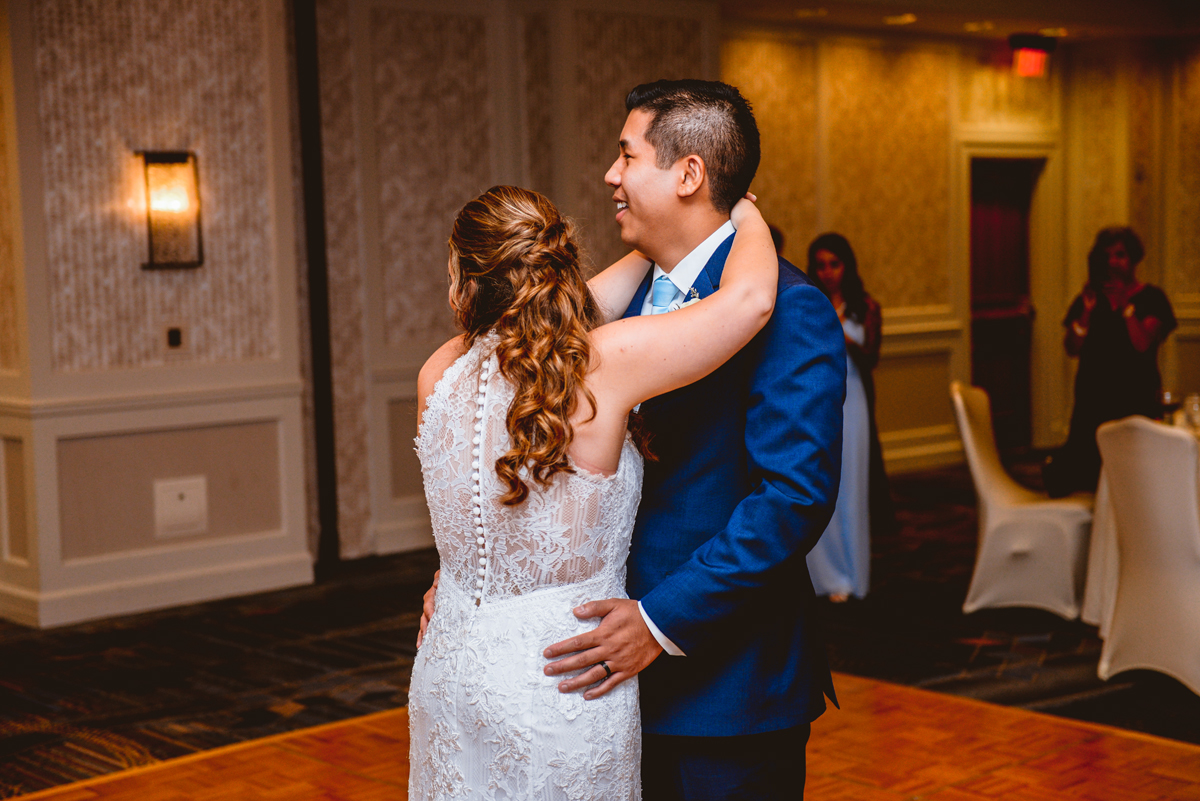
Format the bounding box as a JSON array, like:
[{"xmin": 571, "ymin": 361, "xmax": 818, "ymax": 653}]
[
  {"xmin": 622, "ymin": 268, "xmax": 654, "ymax": 319},
  {"xmin": 690, "ymin": 264, "xmax": 716, "ymax": 300},
  {"xmin": 695, "ymin": 232, "xmax": 735, "ymax": 299}
]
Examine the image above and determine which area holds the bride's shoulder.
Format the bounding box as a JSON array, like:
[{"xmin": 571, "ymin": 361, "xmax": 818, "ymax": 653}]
[{"xmin": 418, "ymin": 336, "xmax": 468, "ymax": 408}]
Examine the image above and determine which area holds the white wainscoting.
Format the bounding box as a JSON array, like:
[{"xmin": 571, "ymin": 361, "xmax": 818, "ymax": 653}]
[{"xmin": 0, "ymin": 384, "xmax": 312, "ymax": 628}]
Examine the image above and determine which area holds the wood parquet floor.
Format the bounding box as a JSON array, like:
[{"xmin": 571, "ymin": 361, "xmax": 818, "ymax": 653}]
[{"xmin": 16, "ymin": 673, "xmax": 1200, "ymax": 800}]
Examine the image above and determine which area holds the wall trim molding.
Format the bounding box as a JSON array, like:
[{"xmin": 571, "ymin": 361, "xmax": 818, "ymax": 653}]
[
  {"xmin": 879, "ymin": 305, "xmax": 965, "ymax": 350},
  {"xmin": 884, "ymin": 318, "xmax": 963, "ymax": 338},
  {"xmin": 956, "ymin": 125, "xmax": 1060, "ymax": 147},
  {"xmin": 0, "ymin": 551, "xmax": 312, "ymax": 629},
  {"xmin": 0, "ymin": 379, "xmax": 303, "ymax": 420},
  {"xmin": 953, "ymin": 133, "xmax": 1068, "ymax": 449},
  {"xmin": 880, "ymin": 423, "xmax": 964, "ymax": 473}
]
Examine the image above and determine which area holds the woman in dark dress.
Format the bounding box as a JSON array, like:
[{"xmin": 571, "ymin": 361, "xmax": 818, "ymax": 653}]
[{"xmin": 1045, "ymin": 226, "xmax": 1177, "ymax": 497}]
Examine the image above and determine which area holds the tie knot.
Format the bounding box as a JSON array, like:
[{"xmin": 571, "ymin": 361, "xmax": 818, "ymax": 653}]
[{"xmin": 651, "ymin": 276, "xmax": 681, "ymax": 314}]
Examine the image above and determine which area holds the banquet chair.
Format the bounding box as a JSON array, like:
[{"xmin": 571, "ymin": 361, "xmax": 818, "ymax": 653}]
[
  {"xmin": 950, "ymin": 381, "xmax": 1093, "ymax": 619},
  {"xmin": 1096, "ymin": 416, "xmax": 1200, "ymax": 695}
]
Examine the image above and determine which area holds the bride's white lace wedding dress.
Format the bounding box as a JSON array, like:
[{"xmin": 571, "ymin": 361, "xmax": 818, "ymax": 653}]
[{"xmin": 410, "ymin": 335, "xmax": 644, "ymax": 800}]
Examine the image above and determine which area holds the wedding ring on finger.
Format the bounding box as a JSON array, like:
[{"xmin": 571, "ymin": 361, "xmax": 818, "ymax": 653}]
[{"xmin": 597, "ymin": 660, "xmax": 612, "ymax": 680}]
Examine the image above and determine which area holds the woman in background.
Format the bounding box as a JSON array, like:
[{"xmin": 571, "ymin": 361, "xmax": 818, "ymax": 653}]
[
  {"xmin": 805, "ymin": 233, "xmax": 887, "ymax": 601},
  {"xmin": 1046, "ymin": 226, "xmax": 1176, "ymax": 497}
]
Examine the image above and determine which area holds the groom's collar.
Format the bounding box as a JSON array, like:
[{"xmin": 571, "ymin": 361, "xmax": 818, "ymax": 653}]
[{"xmin": 652, "ymin": 220, "xmax": 735, "ymax": 297}]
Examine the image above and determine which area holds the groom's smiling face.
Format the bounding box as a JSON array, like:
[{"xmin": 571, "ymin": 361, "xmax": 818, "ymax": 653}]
[{"xmin": 605, "ymin": 109, "xmax": 680, "ymax": 255}]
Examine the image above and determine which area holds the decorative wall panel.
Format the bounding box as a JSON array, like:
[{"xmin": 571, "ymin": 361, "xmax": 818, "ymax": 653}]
[
  {"xmin": 1176, "ymin": 339, "xmax": 1200, "ymax": 395},
  {"xmin": 3, "ymin": 438, "xmax": 28, "ymax": 561},
  {"xmin": 388, "ymin": 399, "xmax": 422, "ymax": 500},
  {"xmin": 0, "ymin": 77, "xmax": 18, "ymax": 372},
  {"xmin": 374, "ymin": 6, "xmax": 487, "ymax": 348},
  {"xmin": 872, "ymin": 351, "xmax": 954, "ymax": 432},
  {"xmin": 57, "ymin": 422, "xmax": 282, "ymax": 560},
  {"xmin": 958, "ymin": 42, "xmax": 1056, "ymax": 130},
  {"xmin": 32, "ymin": 0, "xmax": 279, "ymax": 372},
  {"xmin": 316, "ymin": 0, "xmax": 372, "ymax": 557},
  {"xmin": 1069, "ymin": 47, "xmax": 1123, "ymax": 253},
  {"xmin": 822, "ymin": 41, "xmax": 952, "ymax": 308},
  {"xmin": 1128, "ymin": 46, "xmax": 1163, "ymax": 285},
  {"xmin": 721, "ymin": 36, "xmax": 818, "ymax": 263},
  {"xmin": 1172, "ymin": 43, "xmax": 1200, "ymax": 295},
  {"xmin": 521, "ymin": 12, "xmax": 554, "ymax": 198},
  {"xmin": 573, "ymin": 10, "xmax": 704, "ymax": 272}
]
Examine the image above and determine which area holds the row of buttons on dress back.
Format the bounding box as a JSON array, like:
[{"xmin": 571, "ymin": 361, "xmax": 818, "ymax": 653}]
[{"xmin": 472, "ymin": 358, "xmax": 492, "ymax": 607}]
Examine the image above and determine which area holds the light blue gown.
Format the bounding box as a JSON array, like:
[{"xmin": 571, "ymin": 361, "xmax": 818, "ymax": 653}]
[{"xmin": 807, "ymin": 315, "xmax": 871, "ymax": 599}]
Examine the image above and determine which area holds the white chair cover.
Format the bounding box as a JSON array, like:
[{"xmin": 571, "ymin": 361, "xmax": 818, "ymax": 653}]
[
  {"xmin": 950, "ymin": 381, "xmax": 1093, "ymax": 619},
  {"xmin": 1096, "ymin": 416, "xmax": 1200, "ymax": 695}
]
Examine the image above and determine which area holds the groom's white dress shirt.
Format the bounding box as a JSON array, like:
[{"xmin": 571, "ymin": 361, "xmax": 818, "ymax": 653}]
[
  {"xmin": 635, "ymin": 220, "xmax": 736, "ymax": 657},
  {"xmin": 638, "ymin": 221, "xmax": 735, "ymax": 316}
]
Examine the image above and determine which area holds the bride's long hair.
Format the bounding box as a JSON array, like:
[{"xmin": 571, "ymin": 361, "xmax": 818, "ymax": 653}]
[{"xmin": 448, "ymin": 185, "xmax": 606, "ymax": 506}]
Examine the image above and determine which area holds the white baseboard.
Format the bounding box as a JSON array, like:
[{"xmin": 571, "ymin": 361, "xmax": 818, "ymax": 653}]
[{"xmin": 0, "ymin": 551, "xmax": 313, "ymax": 628}]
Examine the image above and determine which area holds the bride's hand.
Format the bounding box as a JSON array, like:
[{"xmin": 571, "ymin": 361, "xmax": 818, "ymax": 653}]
[
  {"xmin": 730, "ymin": 192, "xmax": 761, "ymax": 230},
  {"xmin": 416, "ymin": 569, "xmax": 440, "ymax": 648}
]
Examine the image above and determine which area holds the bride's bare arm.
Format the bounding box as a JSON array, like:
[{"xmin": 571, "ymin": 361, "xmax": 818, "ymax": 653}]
[
  {"xmin": 416, "ymin": 336, "xmax": 467, "ymax": 422},
  {"xmin": 587, "ymin": 250, "xmax": 653, "ymax": 323},
  {"xmin": 588, "ymin": 197, "xmax": 777, "ymax": 411}
]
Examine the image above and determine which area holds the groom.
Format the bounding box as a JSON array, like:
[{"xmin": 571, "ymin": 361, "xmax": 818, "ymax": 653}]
[{"xmin": 542, "ymin": 79, "xmax": 846, "ymax": 798}]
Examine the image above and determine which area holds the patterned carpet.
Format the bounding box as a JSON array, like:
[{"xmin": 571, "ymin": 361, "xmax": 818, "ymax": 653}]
[
  {"xmin": 0, "ymin": 551, "xmax": 436, "ymax": 797},
  {"xmin": 1, "ymin": 462, "xmax": 1198, "ymax": 797}
]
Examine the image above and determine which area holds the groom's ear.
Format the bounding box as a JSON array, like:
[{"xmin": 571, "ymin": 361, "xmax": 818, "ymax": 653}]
[{"xmin": 676, "ymin": 154, "xmax": 707, "ymax": 200}]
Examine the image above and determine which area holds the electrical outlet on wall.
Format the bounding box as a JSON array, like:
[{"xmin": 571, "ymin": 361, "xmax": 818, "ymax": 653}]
[
  {"xmin": 161, "ymin": 322, "xmax": 190, "ymax": 359},
  {"xmin": 154, "ymin": 476, "xmax": 208, "ymax": 539}
]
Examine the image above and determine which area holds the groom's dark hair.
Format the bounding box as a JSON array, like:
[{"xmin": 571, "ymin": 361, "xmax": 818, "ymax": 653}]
[{"xmin": 625, "ymin": 79, "xmax": 760, "ymax": 215}]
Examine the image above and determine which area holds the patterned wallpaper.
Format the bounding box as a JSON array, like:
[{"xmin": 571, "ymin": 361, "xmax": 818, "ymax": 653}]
[
  {"xmin": 1069, "ymin": 46, "xmax": 1123, "ymax": 262},
  {"xmin": 0, "ymin": 76, "xmax": 18, "ymax": 372},
  {"xmin": 572, "ymin": 10, "xmax": 704, "ymax": 272},
  {"xmin": 316, "ymin": 0, "xmax": 372, "ymax": 558},
  {"xmin": 721, "ymin": 36, "xmax": 818, "ymax": 264},
  {"xmin": 521, "ymin": 12, "xmax": 554, "ymax": 199},
  {"xmin": 1172, "ymin": 42, "xmax": 1200, "ymax": 295},
  {"xmin": 958, "ymin": 42, "xmax": 1056, "ymax": 130},
  {"xmin": 374, "ymin": 6, "xmax": 487, "ymax": 349},
  {"xmin": 32, "ymin": 0, "xmax": 278, "ymax": 372},
  {"xmin": 1128, "ymin": 46, "xmax": 1163, "ymax": 286},
  {"xmin": 822, "ymin": 41, "xmax": 952, "ymax": 309}
]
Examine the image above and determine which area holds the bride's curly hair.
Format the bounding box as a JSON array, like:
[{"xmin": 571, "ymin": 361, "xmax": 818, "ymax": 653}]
[{"xmin": 449, "ymin": 185, "xmax": 633, "ymax": 505}]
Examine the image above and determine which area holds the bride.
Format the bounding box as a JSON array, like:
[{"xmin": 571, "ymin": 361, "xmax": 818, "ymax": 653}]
[{"xmin": 409, "ymin": 185, "xmax": 777, "ymax": 800}]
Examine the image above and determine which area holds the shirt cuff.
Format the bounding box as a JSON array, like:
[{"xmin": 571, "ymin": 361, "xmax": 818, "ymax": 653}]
[{"xmin": 638, "ymin": 601, "xmax": 686, "ymax": 656}]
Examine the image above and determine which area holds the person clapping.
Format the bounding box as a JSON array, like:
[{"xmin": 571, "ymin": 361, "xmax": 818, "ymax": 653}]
[{"xmin": 1045, "ymin": 226, "xmax": 1176, "ymax": 497}]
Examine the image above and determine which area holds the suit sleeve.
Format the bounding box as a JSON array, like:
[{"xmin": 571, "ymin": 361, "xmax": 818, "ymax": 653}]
[{"xmin": 638, "ymin": 282, "xmax": 847, "ymax": 653}]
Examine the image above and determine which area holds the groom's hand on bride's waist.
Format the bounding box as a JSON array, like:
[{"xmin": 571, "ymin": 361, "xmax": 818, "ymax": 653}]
[{"xmin": 542, "ymin": 599, "xmax": 663, "ymax": 700}]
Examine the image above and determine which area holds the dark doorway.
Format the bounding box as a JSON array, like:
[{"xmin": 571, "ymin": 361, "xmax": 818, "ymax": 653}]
[{"xmin": 970, "ymin": 158, "xmax": 1043, "ymax": 455}]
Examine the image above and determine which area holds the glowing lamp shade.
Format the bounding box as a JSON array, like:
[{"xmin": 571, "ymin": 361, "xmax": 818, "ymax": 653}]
[
  {"xmin": 139, "ymin": 151, "xmax": 203, "ymax": 268},
  {"xmin": 1008, "ymin": 34, "xmax": 1056, "ymax": 79}
]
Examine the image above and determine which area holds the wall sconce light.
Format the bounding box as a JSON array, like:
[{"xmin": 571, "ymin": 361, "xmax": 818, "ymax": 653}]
[
  {"xmin": 1008, "ymin": 34, "xmax": 1056, "ymax": 78},
  {"xmin": 138, "ymin": 150, "xmax": 203, "ymax": 269}
]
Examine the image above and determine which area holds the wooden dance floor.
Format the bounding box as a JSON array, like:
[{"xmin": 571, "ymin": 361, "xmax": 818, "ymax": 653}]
[{"xmin": 17, "ymin": 674, "xmax": 1200, "ymax": 800}]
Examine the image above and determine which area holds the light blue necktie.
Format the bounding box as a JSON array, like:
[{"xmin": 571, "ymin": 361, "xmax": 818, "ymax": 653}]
[{"xmin": 650, "ymin": 275, "xmax": 683, "ymax": 315}]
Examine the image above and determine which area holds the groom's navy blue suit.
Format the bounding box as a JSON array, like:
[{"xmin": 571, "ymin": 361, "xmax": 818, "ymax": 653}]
[{"xmin": 623, "ymin": 232, "xmax": 845, "ymax": 742}]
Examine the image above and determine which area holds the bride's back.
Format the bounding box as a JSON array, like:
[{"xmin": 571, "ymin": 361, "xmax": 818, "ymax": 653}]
[{"xmin": 417, "ymin": 335, "xmax": 643, "ymax": 607}]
